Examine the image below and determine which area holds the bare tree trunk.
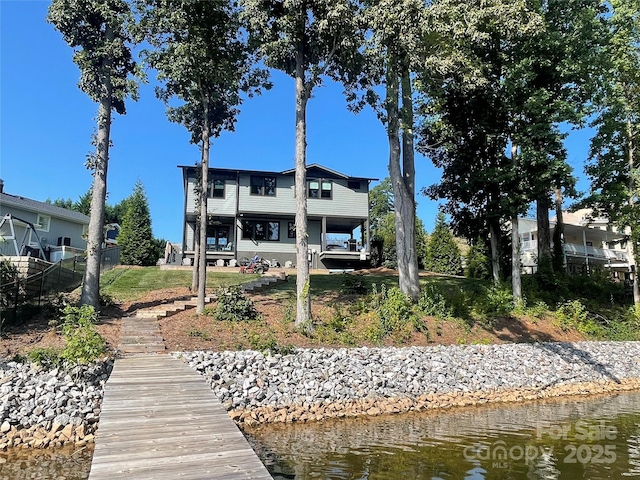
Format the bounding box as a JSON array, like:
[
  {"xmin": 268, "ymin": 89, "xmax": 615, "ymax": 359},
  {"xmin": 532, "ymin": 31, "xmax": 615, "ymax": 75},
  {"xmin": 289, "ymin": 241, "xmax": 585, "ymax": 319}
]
[
  {"xmin": 396, "ymin": 64, "xmax": 420, "ymax": 301},
  {"xmin": 489, "ymin": 218, "xmax": 501, "ymax": 285},
  {"xmin": 192, "ymin": 221, "xmax": 200, "ymax": 292},
  {"xmin": 295, "ymin": 38, "xmax": 311, "ymax": 327},
  {"xmin": 80, "ymin": 25, "xmax": 113, "ymax": 309},
  {"xmin": 536, "ymin": 195, "xmax": 552, "ymax": 271},
  {"xmin": 197, "ymin": 108, "xmax": 210, "ymax": 313},
  {"xmin": 627, "ymin": 118, "xmax": 640, "ymax": 305},
  {"xmin": 511, "ymin": 145, "xmax": 521, "ymax": 302},
  {"xmin": 552, "ymin": 186, "xmax": 565, "ymax": 272}
]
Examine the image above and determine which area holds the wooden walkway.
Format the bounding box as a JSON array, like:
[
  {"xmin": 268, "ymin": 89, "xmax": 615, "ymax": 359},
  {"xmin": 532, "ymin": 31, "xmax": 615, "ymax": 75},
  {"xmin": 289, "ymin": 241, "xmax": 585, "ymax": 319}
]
[{"xmin": 89, "ymin": 354, "xmax": 273, "ymax": 480}]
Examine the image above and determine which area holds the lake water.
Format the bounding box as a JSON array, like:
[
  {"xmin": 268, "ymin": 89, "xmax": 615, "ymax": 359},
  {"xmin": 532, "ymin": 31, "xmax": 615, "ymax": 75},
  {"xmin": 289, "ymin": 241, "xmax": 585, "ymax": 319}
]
[
  {"xmin": 245, "ymin": 391, "xmax": 640, "ymax": 479},
  {"xmin": 0, "ymin": 444, "xmax": 93, "ymax": 480},
  {"xmin": 4, "ymin": 391, "xmax": 640, "ymax": 479}
]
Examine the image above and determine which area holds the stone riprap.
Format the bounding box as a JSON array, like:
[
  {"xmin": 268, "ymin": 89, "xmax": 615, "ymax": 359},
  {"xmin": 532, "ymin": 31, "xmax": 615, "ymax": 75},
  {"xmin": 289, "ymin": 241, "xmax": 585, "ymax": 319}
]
[
  {"xmin": 175, "ymin": 341, "xmax": 640, "ymax": 425},
  {"xmin": 0, "ymin": 360, "xmax": 112, "ymax": 449}
]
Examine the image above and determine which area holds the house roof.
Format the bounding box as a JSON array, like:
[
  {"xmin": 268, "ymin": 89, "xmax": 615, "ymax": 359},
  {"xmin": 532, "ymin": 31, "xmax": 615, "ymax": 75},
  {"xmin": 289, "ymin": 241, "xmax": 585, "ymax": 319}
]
[
  {"xmin": 178, "ymin": 163, "xmax": 378, "ymax": 182},
  {"xmin": 0, "ymin": 192, "xmax": 90, "ymax": 224}
]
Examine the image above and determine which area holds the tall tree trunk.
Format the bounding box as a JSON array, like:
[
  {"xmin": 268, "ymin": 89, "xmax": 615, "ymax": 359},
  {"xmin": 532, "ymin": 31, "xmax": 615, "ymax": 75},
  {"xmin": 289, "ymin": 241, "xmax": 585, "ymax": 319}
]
[
  {"xmin": 80, "ymin": 25, "xmax": 113, "ymax": 309},
  {"xmin": 294, "ymin": 38, "xmax": 311, "ymax": 327},
  {"xmin": 627, "ymin": 118, "xmax": 640, "ymax": 305},
  {"xmin": 552, "ymin": 186, "xmax": 565, "ymax": 272},
  {"xmin": 197, "ymin": 106, "xmax": 210, "ymax": 313},
  {"xmin": 192, "ymin": 221, "xmax": 200, "ymax": 292},
  {"xmin": 488, "ymin": 218, "xmax": 501, "ymax": 285},
  {"xmin": 536, "ymin": 195, "xmax": 553, "ymax": 272},
  {"xmin": 511, "ymin": 145, "xmax": 521, "ymax": 302},
  {"xmin": 396, "ymin": 62, "xmax": 420, "ymax": 301}
]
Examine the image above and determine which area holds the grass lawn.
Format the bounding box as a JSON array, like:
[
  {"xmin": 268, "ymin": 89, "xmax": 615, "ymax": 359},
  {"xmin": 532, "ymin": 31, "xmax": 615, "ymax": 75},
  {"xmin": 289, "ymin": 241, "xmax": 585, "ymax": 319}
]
[{"xmin": 100, "ymin": 267, "xmax": 260, "ymax": 302}]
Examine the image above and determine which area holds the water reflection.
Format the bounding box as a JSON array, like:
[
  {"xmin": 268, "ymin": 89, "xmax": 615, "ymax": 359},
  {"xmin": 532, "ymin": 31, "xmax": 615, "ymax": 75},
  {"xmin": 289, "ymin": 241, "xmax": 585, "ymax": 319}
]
[
  {"xmin": 246, "ymin": 392, "xmax": 640, "ymax": 479},
  {"xmin": 0, "ymin": 445, "xmax": 93, "ymax": 480}
]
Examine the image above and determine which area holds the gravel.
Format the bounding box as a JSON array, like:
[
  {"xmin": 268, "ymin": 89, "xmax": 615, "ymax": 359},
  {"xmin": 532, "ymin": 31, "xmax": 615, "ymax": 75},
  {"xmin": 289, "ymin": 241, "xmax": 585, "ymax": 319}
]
[{"xmin": 174, "ymin": 341, "xmax": 640, "ymax": 411}]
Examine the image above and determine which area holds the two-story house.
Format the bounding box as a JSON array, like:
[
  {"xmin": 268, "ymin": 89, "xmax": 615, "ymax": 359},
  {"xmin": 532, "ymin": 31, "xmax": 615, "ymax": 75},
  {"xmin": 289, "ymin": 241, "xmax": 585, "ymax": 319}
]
[
  {"xmin": 180, "ymin": 164, "xmax": 377, "ymax": 269},
  {"xmin": 518, "ymin": 209, "xmax": 631, "ymax": 279},
  {"xmin": 0, "ymin": 181, "xmax": 90, "ymax": 262}
]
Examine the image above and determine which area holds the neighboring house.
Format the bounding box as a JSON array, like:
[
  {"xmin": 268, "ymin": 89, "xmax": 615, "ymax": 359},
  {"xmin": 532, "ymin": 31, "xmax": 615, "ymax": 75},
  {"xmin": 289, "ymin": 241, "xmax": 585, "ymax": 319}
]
[
  {"xmin": 0, "ymin": 181, "xmax": 90, "ymax": 262},
  {"xmin": 518, "ymin": 209, "xmax": 631, "ymax": 279},
  {"xmin": 179, "ymin": 164, "xmax": 377, "ymax": 269}
]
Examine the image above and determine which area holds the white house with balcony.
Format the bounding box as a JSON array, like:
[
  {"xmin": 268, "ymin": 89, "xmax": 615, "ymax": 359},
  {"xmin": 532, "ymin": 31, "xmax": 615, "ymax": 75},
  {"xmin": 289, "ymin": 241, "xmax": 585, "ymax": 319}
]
[
  {"xmin": 179, "ymin": 164, "xmax": 377, "ymax": 269},
  {"xmin": 518, "ymin": 209, "xmax": 631, "ymax": 279}
]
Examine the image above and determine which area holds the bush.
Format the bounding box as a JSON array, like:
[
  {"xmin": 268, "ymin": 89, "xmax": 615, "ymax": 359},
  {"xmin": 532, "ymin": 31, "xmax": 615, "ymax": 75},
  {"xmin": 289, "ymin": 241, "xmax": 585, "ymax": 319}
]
[
  {"xmin": 212, "ymin": 286, "xmax": 260, "ymax": 322},
  {"xmin": 370, "ymin": 284, "xmax": 424, "ymax": 342},
  {"xmin": 553, "ymin": 300, "xmax": 605, "ymax": 337},
  {"xmin": 60, "ymin": 310, "xmax": 106, "ymax": 364},
  {"xmin": 28, "ymin": 347, "xmax": 62, "ymax": 368},
  {"xmin": 418, "ymin": 284, "xmax": 451, "ymax": 318},
  {"xmin": 340, "ymin": 274, "xmax": 367, "ymax": 295},
  {"xmin": 51, "ymin": 304, "xmax": 98, "ymax": 330},
  {"xmin": 475, "ymin": 284, "xmax": 514, "ymax": 317}
]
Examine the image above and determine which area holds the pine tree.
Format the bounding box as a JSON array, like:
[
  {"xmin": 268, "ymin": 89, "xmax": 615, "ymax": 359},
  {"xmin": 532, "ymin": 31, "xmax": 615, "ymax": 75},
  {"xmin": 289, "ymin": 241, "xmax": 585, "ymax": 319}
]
[
  {"xmin": 118, "ymin": 181, "xmax": 157, "ymax": 266},
  {"xmin": 424, "ymin": 212, "xmax": 462, "ymax": 275}
]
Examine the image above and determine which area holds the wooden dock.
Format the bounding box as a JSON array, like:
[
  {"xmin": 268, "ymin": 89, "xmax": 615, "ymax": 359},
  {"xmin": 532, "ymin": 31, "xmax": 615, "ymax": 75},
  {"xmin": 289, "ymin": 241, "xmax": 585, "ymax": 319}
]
[{"xmin": 89, "ymin": 354, "xmax": 273, "ymax": 480}]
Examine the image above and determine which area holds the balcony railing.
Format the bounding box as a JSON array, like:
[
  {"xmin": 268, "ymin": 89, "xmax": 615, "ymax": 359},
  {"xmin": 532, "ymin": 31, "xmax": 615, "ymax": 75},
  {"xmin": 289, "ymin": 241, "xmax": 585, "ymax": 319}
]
[{"xmin": 521, "ymin": 240, "xmax": 629, "ymax": 263}]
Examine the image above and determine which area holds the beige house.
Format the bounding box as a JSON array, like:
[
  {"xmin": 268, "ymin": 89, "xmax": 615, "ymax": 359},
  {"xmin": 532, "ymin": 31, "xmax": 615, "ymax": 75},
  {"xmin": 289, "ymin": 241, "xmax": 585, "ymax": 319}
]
[
  {"xmin": 179, "ymin": 164, "xmax": 377, "ymax": 269},
  {"xmin": 518, "ymin": 209, "xmax": 631, "ymax": 279}
]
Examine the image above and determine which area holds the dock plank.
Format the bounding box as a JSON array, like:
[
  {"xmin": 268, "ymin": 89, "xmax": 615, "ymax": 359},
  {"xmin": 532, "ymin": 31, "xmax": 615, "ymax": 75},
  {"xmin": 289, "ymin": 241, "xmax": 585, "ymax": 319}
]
[{"xmin": 89, "ymin": 354, "xmax": 272, "ymax": 480}]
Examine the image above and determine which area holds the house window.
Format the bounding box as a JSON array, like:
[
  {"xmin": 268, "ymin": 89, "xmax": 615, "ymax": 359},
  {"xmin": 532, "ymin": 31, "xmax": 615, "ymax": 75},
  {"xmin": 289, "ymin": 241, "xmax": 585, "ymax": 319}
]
[
  {"xmin": 288, "ymin": 221, "xmax": 296, "ymax": 238},
  {"xmin": 242, "ymin": 220, "xmax": 280, "ymax": 241},
  {"xmin": 348, "ymin": 180, "xmax": 361, "ymax": 190},
  {"xmin": 206, "ymin": 226, "xmax": 229, "ymax": 250},
  {"xmin": 36, "ymin": 214, "xmax": 50, "ymax": 232},
  {"xmin": 251, "ymin": 176, "xmax": 276, "ymax": 196},
  {"xmin": 308, "ymin": 179, "xmax": 332, "ymax": 199},
  {"xmin": 207, "ymin": 178, "xmax": 225, "ymax": 198}
]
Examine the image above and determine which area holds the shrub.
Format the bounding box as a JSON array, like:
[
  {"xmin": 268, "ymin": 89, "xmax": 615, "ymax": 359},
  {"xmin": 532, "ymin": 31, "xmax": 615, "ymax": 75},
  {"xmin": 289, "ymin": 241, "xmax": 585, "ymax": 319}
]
[
  {"xmin": 371, "ymin": 284, "xmax": 421, "ymax": 340},
  {"xmin": 476, "ymin": 284, "xmax": 514, "ymax": 317},
  {"xmin": 553, "ymin": 300, "xmax": 605, "ymax": 337},
  {"xmin": 418, "ymin": 284, "xmax": 450, "ymax": 318},
  {"xmin": 28, "ymin": 347, "xmax": 62, "ymax": 368},
  {"xmin": 212, "ymin": 286, "xmax": 260, "ymax": 322},
  {"xmin": 340, "ymin": 274, "xmax": 367, "ymax": 295},
  {"xmin": 61, "ymin": 313, "xmax": 107, "ymax": 364},
  {"xmin": 51, "ymin": 304, "xmax": 99, "ymax": 330}
]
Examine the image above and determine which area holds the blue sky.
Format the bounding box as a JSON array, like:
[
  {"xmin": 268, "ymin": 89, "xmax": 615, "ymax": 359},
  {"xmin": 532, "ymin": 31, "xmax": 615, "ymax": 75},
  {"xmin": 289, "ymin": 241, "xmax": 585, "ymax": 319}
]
[{"xmin": 1, "ymin": 1, "xmax": 594, "ymax": 243}]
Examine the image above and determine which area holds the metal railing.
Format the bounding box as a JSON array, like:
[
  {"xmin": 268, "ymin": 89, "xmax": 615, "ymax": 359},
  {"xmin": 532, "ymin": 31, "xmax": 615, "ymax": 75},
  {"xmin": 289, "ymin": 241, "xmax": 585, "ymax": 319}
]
[{"xmin": 0, "ymin": 247, "xmax": 120, "ymax": 331}]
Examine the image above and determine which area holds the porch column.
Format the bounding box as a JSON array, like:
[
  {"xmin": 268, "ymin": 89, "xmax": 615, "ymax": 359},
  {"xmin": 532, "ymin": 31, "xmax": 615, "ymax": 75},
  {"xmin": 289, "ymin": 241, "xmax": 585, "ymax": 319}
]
[
  {"xmin": 321, "ymin": 216, "xmax": 327, "ymax": 251},
  {"xmin": 583, "ymin": 229, "xmax": 589, "ymax": 274}
]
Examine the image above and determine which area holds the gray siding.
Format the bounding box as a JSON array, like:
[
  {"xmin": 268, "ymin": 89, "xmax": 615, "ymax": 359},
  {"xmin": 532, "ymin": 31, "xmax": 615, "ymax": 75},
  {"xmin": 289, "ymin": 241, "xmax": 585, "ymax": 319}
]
[
  {"xmin": 307, "ymin": 179, "xmax": 368, "ymax": 218},
  {"xmin": 237, "ymin": 174, "xmax": 296, "ymax": 215},
  {"xmin": 237, "ymin": 175, "xmax": 368, "ymax": 218},
  {"xmin": 185, "ymin": 177, "xmax": 238, "ymax": 217},
  {"xmin": 0, "ymin": 204, "xmax": 87, "ymax": 253}
]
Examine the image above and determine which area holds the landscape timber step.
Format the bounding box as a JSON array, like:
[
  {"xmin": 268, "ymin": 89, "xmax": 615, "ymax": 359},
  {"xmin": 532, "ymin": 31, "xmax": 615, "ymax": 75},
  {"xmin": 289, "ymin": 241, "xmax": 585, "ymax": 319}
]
[
  {"xmin": 134, "ymin": 296, "xmax": 216, "ymax": 320},
  {"xmin": 118, "ymin": 316, "xmax": 166, "ymax": 355}
]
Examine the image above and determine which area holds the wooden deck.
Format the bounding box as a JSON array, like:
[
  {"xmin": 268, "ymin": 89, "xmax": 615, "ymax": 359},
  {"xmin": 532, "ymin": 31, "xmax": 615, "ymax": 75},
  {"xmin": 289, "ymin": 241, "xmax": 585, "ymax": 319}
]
[{"xmin": 89, "ymin": 354, "xmax": 273, "ymax": 480}]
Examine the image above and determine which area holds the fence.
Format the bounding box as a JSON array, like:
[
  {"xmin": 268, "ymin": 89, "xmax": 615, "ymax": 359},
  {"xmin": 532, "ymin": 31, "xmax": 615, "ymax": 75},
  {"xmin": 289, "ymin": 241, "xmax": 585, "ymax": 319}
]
[{"xmin": 0, "ymin": 246, "xmax": 120, "ymax": 332}]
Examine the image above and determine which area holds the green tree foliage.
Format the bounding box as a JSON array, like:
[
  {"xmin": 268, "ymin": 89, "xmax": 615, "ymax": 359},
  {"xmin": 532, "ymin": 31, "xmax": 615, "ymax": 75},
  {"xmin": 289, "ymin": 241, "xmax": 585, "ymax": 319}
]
[
  {"xmin": 242, "ymin": 0, "xmax": 363, "ymax": 324},
  {"xmin": 48, "ymin": 0, "xmax": 138, "ymax": 309},
  {"xmin": 46, "ymin": 198, "xmax": 74, "ymax": 209},
  {"xmin": 138, "ymin": 0, "xmax": 267, "ymax": 312},
  {"xmin": 369, "ymin": 178, "xmax": 427, "ymax": 269},
  {"xmin": 466, "ymin": 238, "xmax": 491, "ymax": 280},
  {"xmin": 419, "ymin": 0, "xmax": 604, "ymax": 292},
  {"xmin": 354, "ymin": 0, "xmax": 426, "ymax": 301},
  {"xmin": 583, "ymin": 0, "xmax": 640, "ymax": 304},
  {"xmin": 118, "ymin": 181, "xmax": 157, "ymax": 266},
  {"xmin": 424, "ymin": 212, "xmax": 462, "ymax": 275}
]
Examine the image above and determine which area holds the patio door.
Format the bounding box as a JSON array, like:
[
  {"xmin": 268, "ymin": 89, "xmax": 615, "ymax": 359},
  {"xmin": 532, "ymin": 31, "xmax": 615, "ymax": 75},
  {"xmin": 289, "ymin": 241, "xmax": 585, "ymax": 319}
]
[{"xmin": 206, "ymin": 226, "xmax": 230, "ymax": 251}]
